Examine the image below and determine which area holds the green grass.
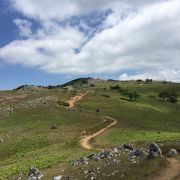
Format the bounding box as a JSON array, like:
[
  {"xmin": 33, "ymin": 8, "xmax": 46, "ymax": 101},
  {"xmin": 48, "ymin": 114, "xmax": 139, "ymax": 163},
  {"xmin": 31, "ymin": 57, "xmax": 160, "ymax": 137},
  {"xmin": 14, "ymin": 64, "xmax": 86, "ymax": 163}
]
[
  {"xmin": 108, "ymin": 130, "xmax": 180, "ymax": 144},
  {"xmin": 0, "ymin": 81, "xmax": 180, "ymax": 179},
  {"xmin": 0, "ymin": 90, "xmax": 103, "ymax": 178},
  {"xmin": 0, "ymin": 153, "xmax": 69, "ymax": 179},
  {"xmin": 79, "ymin": 90, "xmax": 180, "ymax": 132},
  {"xmin": 78, "ymin": 82, "xmax": 180, "ymax": 149}
]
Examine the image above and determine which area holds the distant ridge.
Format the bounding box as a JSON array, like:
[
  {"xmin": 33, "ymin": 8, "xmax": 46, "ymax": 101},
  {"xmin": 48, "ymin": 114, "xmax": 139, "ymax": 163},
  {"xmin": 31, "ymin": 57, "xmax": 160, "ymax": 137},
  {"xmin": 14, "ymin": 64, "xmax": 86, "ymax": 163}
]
[
  {"xmin": 62, "ymin": 77, "xmax": 93, "ymax": 86},
  {"xmin": 13, "ymin": 85, "xmax": 44, "ymax": 91},
  {"xmin": 13, "ymin": 78, "xmax": 175, "ymax": 91}
]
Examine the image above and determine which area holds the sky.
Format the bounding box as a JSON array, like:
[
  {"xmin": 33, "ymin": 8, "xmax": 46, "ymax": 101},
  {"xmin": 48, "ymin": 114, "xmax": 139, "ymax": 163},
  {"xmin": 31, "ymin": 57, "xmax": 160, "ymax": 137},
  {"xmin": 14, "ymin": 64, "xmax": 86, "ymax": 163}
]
[{"xmin": 0, "ymin": 0, "xmax": 180, "ymax": 90}]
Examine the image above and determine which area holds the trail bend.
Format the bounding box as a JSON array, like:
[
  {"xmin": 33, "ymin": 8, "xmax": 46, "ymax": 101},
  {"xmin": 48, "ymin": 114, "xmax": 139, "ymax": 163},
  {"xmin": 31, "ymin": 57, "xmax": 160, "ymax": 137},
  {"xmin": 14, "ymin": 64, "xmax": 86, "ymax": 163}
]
[
  {"xmin": 67, "ymin": 92, "xmax": 88, "ymax": 108},
  {"xmin": 80, "ymin": 115, "xmax": 117, "ymax": 150},
  {"xmin": 65, "ymin": 92, "xmax": 117, "ymax": 150}
]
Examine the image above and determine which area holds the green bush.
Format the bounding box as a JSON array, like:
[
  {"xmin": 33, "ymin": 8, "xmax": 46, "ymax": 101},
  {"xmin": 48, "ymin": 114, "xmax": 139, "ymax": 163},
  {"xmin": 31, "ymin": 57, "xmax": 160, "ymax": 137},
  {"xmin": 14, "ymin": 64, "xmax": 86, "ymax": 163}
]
[
  {"xmin": 57, "ymin": 100, "xmax": 69, "ymax": 107},
  {"xmin": 110, "ymin": 85, "xmax": 121, "ymax": 91},
  {"xmin": 158, "ymin": 91, "xmax": 178, "ymax": 103}
]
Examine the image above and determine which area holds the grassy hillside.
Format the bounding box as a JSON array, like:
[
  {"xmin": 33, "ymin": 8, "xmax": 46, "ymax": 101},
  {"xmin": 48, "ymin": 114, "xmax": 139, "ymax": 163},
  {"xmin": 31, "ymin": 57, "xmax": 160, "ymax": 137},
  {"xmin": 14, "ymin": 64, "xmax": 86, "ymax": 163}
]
[
  {"xmin": 77, "ymin": 81, "xmax": 180, "ymax": 148},
  {"xmin": 0, "ymin": 79, "xmax": 179, "ymax": 179}
]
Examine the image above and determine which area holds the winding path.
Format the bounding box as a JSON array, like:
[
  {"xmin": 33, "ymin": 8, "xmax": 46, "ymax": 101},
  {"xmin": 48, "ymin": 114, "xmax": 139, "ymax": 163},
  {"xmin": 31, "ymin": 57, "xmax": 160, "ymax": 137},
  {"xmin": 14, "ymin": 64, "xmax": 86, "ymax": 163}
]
[
  {"xmin": 66, "ymin": 92, "xmax": 117, "ymax": 150},
  {"xmin": 80, "ymin": 116, "xmax": 117, "ymax": 150},
  {"xmin": 67, "ymin": 92, "xmax": 88, "ymax": 108}
]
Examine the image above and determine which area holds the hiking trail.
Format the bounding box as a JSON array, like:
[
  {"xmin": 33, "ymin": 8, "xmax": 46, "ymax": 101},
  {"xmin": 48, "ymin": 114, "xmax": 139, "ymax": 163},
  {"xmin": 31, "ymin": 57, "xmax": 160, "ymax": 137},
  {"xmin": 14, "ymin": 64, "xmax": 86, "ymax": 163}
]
[{"xmin": 66, "ymin": 92, "xmax": 117, "ymax": 150}]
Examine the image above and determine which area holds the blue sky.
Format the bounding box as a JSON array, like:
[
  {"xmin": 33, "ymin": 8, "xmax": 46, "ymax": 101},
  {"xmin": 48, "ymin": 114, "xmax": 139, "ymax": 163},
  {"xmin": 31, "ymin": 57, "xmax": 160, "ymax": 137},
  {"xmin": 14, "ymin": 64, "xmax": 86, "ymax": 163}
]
[{"xmin": 0, "ymin": 0, "xmax": 180, "ymax": 90}]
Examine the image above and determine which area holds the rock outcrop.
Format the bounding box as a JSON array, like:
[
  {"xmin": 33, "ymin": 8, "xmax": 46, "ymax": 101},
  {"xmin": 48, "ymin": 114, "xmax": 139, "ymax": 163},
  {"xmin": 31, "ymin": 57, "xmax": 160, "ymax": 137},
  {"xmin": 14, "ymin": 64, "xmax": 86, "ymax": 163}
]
[{"xmin": 148, "ymin": 142, "xmax": 162, "ymax": 159}]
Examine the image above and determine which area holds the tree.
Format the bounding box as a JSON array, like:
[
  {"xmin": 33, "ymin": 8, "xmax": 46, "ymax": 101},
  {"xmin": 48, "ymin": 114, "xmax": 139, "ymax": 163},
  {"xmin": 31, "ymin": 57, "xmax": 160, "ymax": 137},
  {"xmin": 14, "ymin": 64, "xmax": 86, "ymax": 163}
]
[
  {"xmin": 146, "ymin": 79, "xmax": 153, "ymax": 84},
  {"xmin": 169, "ymin": 92, "xmax": 178, "ymax": 98},
  {"xmin": 167, "ymin": 92, "xmax": 178, "ymax": 103},
  {"xmin": 127, "ymin": 91, "xmax": 140, "ymax": 101},
  {"xmin": 159, "ymin": 91, "xmax": 178, "ymax": 103},
  {"xmin": 158, "ymin": 91, "xmax": 169, "ymax": 101},
  {"xmin": 162, "ymin": 80, "xmax": 168, "ymax": 84},
  {"xmin": 137, "ymin": 79, "xmax": 143, "ymax": 83},
  {"xmin": 168, "ymin": 96, "xmax": 178, "ymax": 103}
]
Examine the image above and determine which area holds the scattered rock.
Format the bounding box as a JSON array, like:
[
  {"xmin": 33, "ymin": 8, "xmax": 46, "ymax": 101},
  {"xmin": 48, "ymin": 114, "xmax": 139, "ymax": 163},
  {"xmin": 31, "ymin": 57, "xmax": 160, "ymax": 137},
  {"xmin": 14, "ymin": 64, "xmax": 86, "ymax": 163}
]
[
  {"xmin": 0, "ymin": 138, "xmax": 3, "ymax": 143},
  {"xmin": 50, "ymin": 125, "xmax": 58, "ymax": 130},
  {"xmin": 148, "ymin": 142, "xmax": 162, "ymax": 159},
  {"xmin": 168, "ymin": 149, "xmax": 177, "ymax": 157},
  {"xmin": 27, "ymin": 167, "xmax": 43, "ymax": 180},
  {"xmin": 123, "ymin": 144, "xmax": 134, "ymax": 151},
  {"xmin": 66, "ymin": 143, "xmax": 166, "ymax": 179},
  {"xmin": 113, "ymin": 147, "xmax": 118, "ymax": 153},
  {"xmin": 130, "ymin": 149, "xmax": 143, "ymax": 157},
  {"xmin": 53, "ymin": 175, "xmax": 62, "ymax": 180}
]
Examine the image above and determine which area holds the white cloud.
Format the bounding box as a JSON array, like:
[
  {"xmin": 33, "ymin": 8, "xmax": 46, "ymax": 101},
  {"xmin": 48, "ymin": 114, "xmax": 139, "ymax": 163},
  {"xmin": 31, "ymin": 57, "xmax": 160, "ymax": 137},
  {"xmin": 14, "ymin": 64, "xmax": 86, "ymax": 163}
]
[
  {"xmin": 0, "ymin": 0, "xmax": 180, "ymax": 82},
  {"xmin": 13, "ymin": 18, "xmax": 32, "ymax": 37},
  {"xmin": 9, "ymin": 0, "xmax": 162, "ymax": 21},
  {"xmin": 119, "ymin": 69, "xmax": 180, "ymax": 82},
  {"xmin": 0, "ymin": 26, "xmax": 85, "ymax": 69}
]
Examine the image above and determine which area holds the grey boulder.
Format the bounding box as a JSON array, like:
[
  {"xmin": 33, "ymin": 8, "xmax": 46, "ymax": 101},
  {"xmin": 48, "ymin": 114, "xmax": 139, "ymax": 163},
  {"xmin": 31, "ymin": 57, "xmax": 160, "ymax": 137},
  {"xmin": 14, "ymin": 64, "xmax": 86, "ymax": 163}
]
[
  {"xmin": 27, "ymin": 167, "xmax": 43, "ymax": 180},
  {"xmin": 168, "ymin": 149, "xmax": 177, "ymax": 157},
  {"xmin": 148, "ymin": 142, "xmax": 162, "ymax": 159}
]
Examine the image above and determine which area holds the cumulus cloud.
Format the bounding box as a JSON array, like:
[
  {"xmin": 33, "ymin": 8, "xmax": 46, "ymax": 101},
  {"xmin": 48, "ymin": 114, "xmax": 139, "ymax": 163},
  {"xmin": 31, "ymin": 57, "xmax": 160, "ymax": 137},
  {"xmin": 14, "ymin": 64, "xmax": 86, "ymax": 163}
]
[
  {"xmin": 119, "ymin": 69, "xmax": 180, "ymax": 82},
  {"xmin": 9, "ymin": 0, "xmax": 160, "ymax": 21},
  {"xmin": 0, "ymin": 0, "xmax": 180, "ymax": 82},
  {"xmin": 14, "ymin": 18, "xmax": 32, "ymax": 37},
  {"xmin": 0, "ymin": 26, "xmax": 86, "ymax": 69}
]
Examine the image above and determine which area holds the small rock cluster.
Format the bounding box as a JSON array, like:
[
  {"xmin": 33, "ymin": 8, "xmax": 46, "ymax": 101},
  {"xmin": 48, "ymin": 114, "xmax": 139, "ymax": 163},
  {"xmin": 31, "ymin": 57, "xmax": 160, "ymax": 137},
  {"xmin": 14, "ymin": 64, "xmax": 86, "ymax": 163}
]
[
  {"xmin": 27, "ymin": 167, "xmax": 43, "ymax": 180},
  {"xmin": 0, "ymin": 106, "xmax": 16, "ymax": 115},
  {"xmin": 147, "ymin": 142, "xmax": 162, "ymax": 159},
  {"xmin": 0, "ymin": 96, "xmax": 56, "ymax": 116},
  {"xmin": 53, "ymin": 175, "xmax": 62, "ymax": 180},
  {"xmin": 168, "ymin": 149, "xmax": 178, "ymax": 157},
  {"xmin": 26, "ymin": 142, "xmax": 178, "ymax": 180},
  {"xmin": 50, "ymin": 124, "xmax": 59, "ymax": 130},
  {"xmin": 70, "ymin": 144, "xmax": 139, "ymax": 166},
  {"xmin": 64, "ymin": 144, "xmax": 145, "ymax": 179}
]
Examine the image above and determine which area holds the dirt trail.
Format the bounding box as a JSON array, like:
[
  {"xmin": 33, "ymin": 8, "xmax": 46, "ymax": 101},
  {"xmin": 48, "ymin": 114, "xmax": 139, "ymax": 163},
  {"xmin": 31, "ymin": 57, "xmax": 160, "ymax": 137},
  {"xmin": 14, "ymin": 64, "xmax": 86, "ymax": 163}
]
[
  {"xmin": 153, "ymin": 158, "xmax": 180, "ymax": 180},
  {"xmin": 80, "ymin": 116, "xmax": 117, "ymax": 150},
  {"xmin": 67, "ymin": 92, "xmax": 88, "ymax": 108},
  {"xmin": 66, "ymin": 92, "xmax": 117, "ymax": 150}
]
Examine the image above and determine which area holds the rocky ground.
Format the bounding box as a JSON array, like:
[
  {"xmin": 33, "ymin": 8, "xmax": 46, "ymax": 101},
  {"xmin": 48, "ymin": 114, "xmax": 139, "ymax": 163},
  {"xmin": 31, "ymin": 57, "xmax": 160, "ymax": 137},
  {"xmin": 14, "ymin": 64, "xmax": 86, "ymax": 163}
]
[
  {"xmin": 0, "ymin": 96, "xmax": 57, "ymax": 116},
  {"xmin": 26, "ymin": 142, "xmax": 179, "ymax": 180}
]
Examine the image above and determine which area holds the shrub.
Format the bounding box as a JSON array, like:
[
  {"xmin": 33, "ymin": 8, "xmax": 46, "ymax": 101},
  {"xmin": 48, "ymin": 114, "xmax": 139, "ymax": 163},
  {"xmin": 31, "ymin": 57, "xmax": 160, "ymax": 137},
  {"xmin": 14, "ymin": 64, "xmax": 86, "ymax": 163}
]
[
  {"xmin": 110, "ymin": 85, "xmax": 121, "ymax": 91},
  {"xmin": 127, "ymin": 91, "xmax": 140, "ymax": 101},
  {"xmin": 120, "ymin": 89, "xmax": 140, "ymax": 101},
  {"xmin": 90, "ymin": 84, "xmax": 95, "ymax": 87},
  {"xmin": 158, "ymin": 91, "xmax": 169, "ymax": 101},
  {"xmin": 145, "ymin": 79, "xmax": 153, "ymax": 83},
  {"xmin": 57, "ymin": 100, "xmax": 69, "ymax": 107},
  {"xmin": 137, "ymin": 79, "xmax": 143, "ymax": 83},
  {"xmin": 158, "ymin": 91, "xmax": 178, "ymax": 103},
  {"xmin": 168, "ymin": 95, "xmax": 178, "ymax": 103}
]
